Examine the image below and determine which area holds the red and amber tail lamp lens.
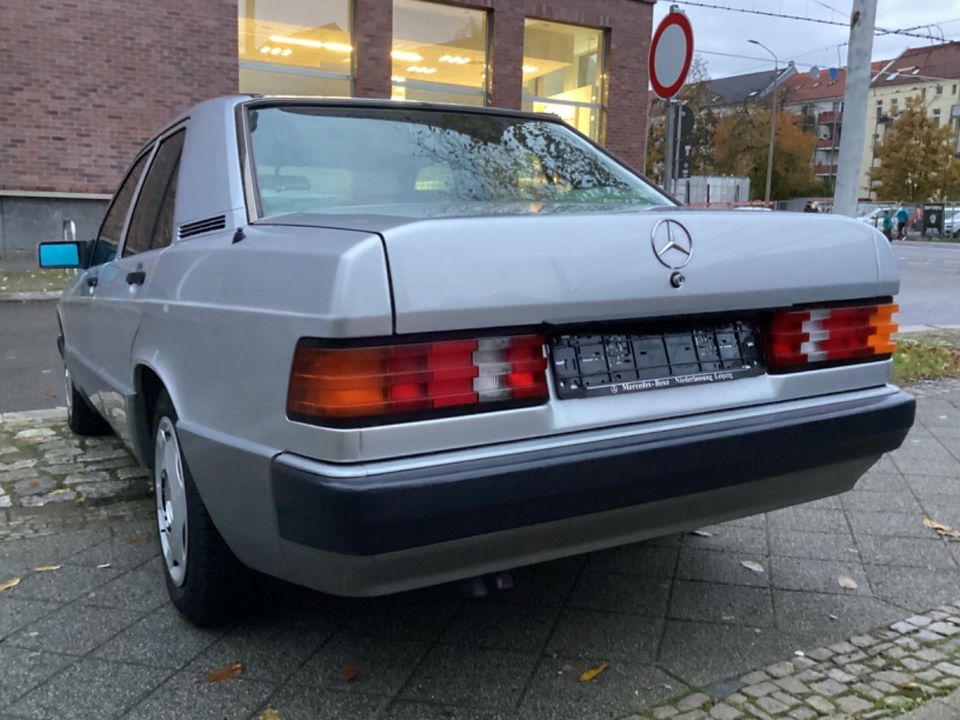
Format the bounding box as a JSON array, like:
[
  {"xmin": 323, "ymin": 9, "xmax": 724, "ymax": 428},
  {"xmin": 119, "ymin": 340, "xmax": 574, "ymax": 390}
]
[
  {"xmin": 287, "ymin": 334, "xmax": 548, "ymax": 425},
  {"xmin": 765, "ymin": 302, "xmax": 898, "ymax": 372}
]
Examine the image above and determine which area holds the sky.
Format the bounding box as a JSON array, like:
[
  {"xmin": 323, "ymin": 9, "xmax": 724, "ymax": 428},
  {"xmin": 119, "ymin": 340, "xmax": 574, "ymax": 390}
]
[{"xmin": 651, "ymin": 0, "xmax": 960, "ymax": 80}]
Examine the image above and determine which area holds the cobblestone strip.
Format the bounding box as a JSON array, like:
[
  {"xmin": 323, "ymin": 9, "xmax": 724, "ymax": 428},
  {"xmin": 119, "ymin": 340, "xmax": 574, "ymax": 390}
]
[
  {"xmin": 643, "ymin": 602, "xmax": 960, "ymax": 720},
  {"xmin": 0, "ymin": 407, "xmax": 150, "ymax": 519}
]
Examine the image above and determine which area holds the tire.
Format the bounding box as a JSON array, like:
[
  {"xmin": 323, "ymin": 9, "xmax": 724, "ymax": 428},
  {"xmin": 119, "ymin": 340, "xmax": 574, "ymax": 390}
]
[
  {"xmin": 152, "ymin": 390, "xmax": 243, "ymax": 626},
  {"xmin": 64, "ymin": 365, "xmax": 111, "ymax": 436}
]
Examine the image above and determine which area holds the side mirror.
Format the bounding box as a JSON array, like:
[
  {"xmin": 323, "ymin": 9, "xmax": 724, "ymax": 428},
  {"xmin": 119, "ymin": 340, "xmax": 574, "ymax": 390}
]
[{"xmin": 38, "ymin": 241, "xmax": 85, "ymax": 269}]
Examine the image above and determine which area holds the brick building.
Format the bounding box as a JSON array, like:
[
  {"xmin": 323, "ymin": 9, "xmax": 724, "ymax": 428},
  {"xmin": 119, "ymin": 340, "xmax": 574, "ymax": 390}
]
[{"xmin": 0, "ymin": 0, "xmax": 655, "ymax": 268}]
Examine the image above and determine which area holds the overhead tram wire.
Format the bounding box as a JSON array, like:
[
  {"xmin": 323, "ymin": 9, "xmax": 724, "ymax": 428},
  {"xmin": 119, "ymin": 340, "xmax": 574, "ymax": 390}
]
[{"xmin": 672, "ymin": 1, "xmax": 947, "ymax": 42}]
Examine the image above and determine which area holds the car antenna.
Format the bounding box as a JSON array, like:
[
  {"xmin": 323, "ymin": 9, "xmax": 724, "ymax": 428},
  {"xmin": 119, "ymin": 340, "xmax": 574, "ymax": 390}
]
[{"xmin": 232, "ymin": 227, "xmax": 245, "ymax": 244}]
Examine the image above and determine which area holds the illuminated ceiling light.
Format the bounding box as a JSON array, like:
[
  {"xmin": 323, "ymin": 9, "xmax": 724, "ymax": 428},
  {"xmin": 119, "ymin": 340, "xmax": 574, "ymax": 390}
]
[
  {"xmin": 522, "ymin": 64, "xmax": 539, "ymax": 74},
  {"xmin": 391, "ymin": 75, "xmax": 406, "ymax": 83},
  {"xmin": 439, "ymin": 54, "xmax": 470, "ymax": 65},
  {"xmin": 407, "ymin": 65, "xmax": 438, "ymax": 75},
  {"xmin": 269, "ymin": 34, "xmax": 324, "ymax": 48},
  {"xmin": 270, "ymin": 47, "xmax": 282, "ymax": 55},
  {"xmin": 392, "ymin": 49, "xmax": 423, "ymax": 62},
  {"xmin": 281, "ymin": 48, "xmax": 293, "ymax": 57},
  {"xmin": 260, "ymin": 46, "xmax": 272, "ymax": 54},
  {"xmin": 268, "ymin": 35, "xmax": 353, "ymax": 53}
]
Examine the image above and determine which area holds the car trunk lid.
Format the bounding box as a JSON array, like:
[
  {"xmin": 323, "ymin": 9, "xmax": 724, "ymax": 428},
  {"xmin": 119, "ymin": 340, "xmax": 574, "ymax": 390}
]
[{"xmin": 373, "ymin": 209, "xmax": 891, "ymax": 333}]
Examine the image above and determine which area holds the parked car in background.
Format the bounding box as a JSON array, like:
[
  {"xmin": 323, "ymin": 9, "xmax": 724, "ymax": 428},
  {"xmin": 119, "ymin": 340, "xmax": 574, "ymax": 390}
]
[
  {"xmin": 943, "ymin": 208, "xmax": 960, "ymax": 238},
  {"xmin": 858, "ymin": 206, "xmax": 893, "ymax": 227},
  {"xmin": 38, "ymin": 97, "xmax": 915, "ymax": 625}
]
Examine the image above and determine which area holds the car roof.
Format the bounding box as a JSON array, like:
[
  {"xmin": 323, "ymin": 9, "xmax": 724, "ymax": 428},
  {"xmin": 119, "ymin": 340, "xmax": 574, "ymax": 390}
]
[{"xmin": 240, "ymin": 95, "xmax": 563, "ymax": 124}]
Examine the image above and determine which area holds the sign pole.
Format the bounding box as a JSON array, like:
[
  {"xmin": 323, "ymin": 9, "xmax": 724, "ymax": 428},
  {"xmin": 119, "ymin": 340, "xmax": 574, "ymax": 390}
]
[
  {"xmin": 663, "ymin": 100, "xmax": 675, "ymax": 193},
  {"xmin": 673, "ymin": 101, "xmax": 684, "ymax": 196}
]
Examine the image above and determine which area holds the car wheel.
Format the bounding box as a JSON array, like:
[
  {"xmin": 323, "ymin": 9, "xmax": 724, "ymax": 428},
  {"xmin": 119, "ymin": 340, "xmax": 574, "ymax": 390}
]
[
  {"xmin": 64, "ymin": 365, "xmax": 111, "ymax": 436},
  {"xmin": 153, "ymin": 391, "xmax": 242, "ymax": 626}
]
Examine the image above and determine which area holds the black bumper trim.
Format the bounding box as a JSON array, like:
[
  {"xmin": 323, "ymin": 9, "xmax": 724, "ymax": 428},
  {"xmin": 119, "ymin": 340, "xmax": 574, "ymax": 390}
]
[{"xmin": 272, "ymin": 391, "xmax": 915, "ymax": 556}]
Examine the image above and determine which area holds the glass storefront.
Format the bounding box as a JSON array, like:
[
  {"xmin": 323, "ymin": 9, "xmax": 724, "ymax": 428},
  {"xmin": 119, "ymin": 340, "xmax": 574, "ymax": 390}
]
[
  {"xmin": 391, "ymin": 0, "xmax": 488, "ymax": 106},
  {"xmin": 522, "ymin": 19, "xmax": 604, "ymax": 140},
  {"xmin": 238, "ymin": 0, "xmax": 352, "ymax": 96}
]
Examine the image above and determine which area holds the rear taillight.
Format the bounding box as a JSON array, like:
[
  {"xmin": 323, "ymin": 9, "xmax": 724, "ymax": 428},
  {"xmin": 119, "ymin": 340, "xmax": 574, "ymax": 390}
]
[
  {"xmin": 766, "ymin": 302, "xmax": 898, "ymax": 372},
  {"xmin": 287, "ymin": 334, "xmax": 548, "ymax": 424}
]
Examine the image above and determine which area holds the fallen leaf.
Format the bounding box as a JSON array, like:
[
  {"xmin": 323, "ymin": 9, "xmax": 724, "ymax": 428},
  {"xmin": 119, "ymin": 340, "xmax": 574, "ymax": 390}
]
[
  {"xmin": 901, "ymin": 681, "xmax": 930, "ymax": 697},
  {"xmin": 922, "ymin": 517, "xmax": 960, "ymax": 540},
  {"xmin": 258, "ymin": 709, "xmax": 284, "ymax": 720},
  {"xmin": 339, "ymin": 664, "xmax": 361, "ymax": 682},
  {"xmin": 204, "ymin": 662, "xmax": 244, "ymax": 683},
  {"xmin": 96, "ymin": 563, "xmax": 112, "ymax": 569},
  {"xmin": 48, "ymin": 488, "xmax": 72, "ymax": 496},
  {"xmin": 837, "ymin": 575, "xmax": 860, "ymax": 590},
  {"xmin": 129, "ymin": 532, "xmax": 151, "ymax": 544},
  {"xmin": 837, "ymin": 576, "xmax": 859, "ymax": 590},
  {"xmin": 578, "ymin": 662, "xmax": 609, "ymax": 682},
  {"xmin": 740, "ymin": 560, "xmax": 765, "ymax": 573},
  {"xmin": 689, "ymin": 529, "xmax": 713, "ymax": 537},
  {"xmin": 0, "ymin": 578, "xmax": 21, "ymax": 593},
  {"xmin": 34, "ymin": 565, "xmax": 61, "ymax": 572}
]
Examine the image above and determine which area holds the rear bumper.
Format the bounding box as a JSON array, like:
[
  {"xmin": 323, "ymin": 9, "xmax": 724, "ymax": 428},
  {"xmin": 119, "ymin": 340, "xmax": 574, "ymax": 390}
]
[{"xmin": 272, "ymin": 389, "xmax": 915, "ymax": 564}]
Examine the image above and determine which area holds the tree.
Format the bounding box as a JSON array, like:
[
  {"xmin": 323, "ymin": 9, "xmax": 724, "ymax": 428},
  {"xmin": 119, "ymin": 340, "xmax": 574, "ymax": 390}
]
[
  {"xmin": 713, "ymin": 105, "xmax": 825, "ymax": 200},
  {"xmin": 646, "ymin": 55, "xmax": 717, "ymax": 182},
  {"xmin": 870, "ymin": 97, "xmax": 960, "ymax": 201}
]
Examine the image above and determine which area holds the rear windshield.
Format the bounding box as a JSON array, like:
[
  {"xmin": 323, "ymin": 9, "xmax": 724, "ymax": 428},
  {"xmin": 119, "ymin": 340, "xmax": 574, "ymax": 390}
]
[{"xmin": 246, "ymin": 105, "xmax": 671, "ymax": 219}]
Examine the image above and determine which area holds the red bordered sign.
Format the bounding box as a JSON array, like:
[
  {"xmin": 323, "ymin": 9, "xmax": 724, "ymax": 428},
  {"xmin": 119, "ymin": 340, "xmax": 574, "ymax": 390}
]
[{"xmin": 649, "ymin": 12, "xmax": 694, "ymax": 99}]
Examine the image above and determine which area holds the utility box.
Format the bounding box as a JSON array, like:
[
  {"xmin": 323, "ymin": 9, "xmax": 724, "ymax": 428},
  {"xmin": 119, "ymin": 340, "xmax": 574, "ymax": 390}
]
[{"xmin": 922, "ymin": 204, "xmax": 945, "ymax": 236}]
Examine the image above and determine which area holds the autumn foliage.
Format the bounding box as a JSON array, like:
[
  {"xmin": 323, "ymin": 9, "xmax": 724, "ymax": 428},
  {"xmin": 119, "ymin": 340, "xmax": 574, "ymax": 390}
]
[
  {"xmin": 712, "ymin": 106, "xmax": 825, "ymax": 200},
  {"xmin": 869, "ymin": 97, "xmax": 960, "ymax": 202}
]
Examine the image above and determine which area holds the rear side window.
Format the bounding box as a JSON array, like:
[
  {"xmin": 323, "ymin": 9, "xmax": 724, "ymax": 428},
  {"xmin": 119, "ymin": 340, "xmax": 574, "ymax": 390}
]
[
  {"xmin": 91, "ymin": 153, "xmax": 149, "ymax": 266},
  {"xmin": 124, "ymin": 130, "xmax": 185, "ymax": 257}
]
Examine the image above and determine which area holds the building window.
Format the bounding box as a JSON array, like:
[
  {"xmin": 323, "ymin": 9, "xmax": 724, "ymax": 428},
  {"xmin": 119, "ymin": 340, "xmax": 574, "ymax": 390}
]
[
  {"xmin": 937, "ymin": 84, "xmax": 943, "ymax": 95},
  {"xmin": 237, "ymin": 0, "xmax": 352, "ymax": 96},
  {"xmin": 390, "ymin": 0, "xmax": 488, "ymax": 106},
  {"xmin": 933, "ymin": 108, "xmax": 941, "ymax": 127},
  {"xmin": 521, "ymin": 19, "xmax": 605, "ymax": 141}
]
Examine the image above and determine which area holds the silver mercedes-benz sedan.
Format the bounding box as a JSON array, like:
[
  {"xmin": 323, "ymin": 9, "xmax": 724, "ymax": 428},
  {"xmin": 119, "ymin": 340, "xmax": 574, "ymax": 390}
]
[{"xmin": 39, "ymin": 96, "xmax": 914, "ymax": 625}]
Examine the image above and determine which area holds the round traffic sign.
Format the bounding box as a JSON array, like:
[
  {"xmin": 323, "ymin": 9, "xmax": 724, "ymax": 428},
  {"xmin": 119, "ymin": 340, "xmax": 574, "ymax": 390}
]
[{"xmin": 649, "ymin": 12, "xmax": 694, "ymax": 99}]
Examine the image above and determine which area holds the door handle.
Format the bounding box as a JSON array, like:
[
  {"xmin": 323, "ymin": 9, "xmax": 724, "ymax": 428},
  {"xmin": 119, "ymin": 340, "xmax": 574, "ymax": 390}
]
[
  {"xmin": 85, "ymin": 277, "xmax": 98, "ymax": 288},
  {"xmin": 126, "ymin": 271, "xmax": 146, "ymax": 286}
]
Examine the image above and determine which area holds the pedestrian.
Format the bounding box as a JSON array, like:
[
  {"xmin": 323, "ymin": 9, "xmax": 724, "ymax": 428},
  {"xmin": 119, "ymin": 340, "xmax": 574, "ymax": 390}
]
[
  {"xmin": 881, "ymin": 210, "xmax": 894, "ymax": 242},
  {"xmin": 896, "ymin": 204, "xmax": 910, "ymax": 240}
]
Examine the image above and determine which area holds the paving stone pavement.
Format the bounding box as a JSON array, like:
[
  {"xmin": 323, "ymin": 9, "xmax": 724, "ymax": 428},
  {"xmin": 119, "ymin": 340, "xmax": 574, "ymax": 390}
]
[{"xmin": 0, "ymin": 381, "xmax": 957, "ymax": 719}]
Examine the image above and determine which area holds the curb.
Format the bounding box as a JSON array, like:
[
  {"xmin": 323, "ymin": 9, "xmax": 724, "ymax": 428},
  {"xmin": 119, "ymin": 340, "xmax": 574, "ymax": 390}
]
[
  {"xmin": 0, "ymin": 406, "xmax": 68, "ymax": 424},
  {"xmin": 0, "ymin": 291, "xmax": 61, "ymax": 302}
]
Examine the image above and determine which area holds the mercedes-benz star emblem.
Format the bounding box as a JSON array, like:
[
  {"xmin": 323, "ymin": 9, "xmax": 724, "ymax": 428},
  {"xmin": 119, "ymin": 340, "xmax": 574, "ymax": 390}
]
[{"xmin": 650, "ymin": 219, "xmax": 693, "ymax": 270}]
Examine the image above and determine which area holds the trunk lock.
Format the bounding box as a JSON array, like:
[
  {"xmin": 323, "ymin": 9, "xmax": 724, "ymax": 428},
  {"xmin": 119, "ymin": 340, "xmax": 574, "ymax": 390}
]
[{"xmin": 670, "ymin": 271, "xmax": 686, "ymax": 289}]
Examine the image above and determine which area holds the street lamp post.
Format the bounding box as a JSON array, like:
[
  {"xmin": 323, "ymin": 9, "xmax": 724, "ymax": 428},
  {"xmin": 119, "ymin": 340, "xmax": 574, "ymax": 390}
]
[{"xmin": 749, "ymin": 39, "xmax": 778, "ymax": 204}]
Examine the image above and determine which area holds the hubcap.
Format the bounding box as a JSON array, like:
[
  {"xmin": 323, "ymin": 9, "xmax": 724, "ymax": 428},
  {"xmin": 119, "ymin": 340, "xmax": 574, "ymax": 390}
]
[
  {"xmin": 154, "ymin": 417, "xmax": 188, "ymax": 586},
  {"xmin": 64, "ymin": 367, "xmax": 73, "ymax": 420}
]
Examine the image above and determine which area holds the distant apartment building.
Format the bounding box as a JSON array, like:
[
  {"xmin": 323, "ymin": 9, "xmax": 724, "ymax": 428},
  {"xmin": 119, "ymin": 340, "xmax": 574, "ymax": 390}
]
[
  {"xmin": 685, "ymin": 40, "xmax": 960, "ymax": 200},
  {"xmin": 861, "ymin": 42, "xmax": 960, "ymax": 199}
]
